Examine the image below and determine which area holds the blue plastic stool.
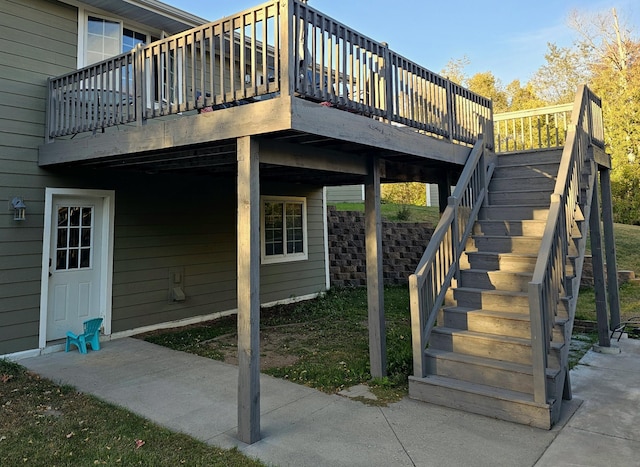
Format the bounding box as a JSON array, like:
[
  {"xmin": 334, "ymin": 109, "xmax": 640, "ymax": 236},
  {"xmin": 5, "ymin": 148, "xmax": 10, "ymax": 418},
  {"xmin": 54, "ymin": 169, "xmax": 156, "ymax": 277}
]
[{"xmin": 65, "ymin": 317, "xmax": 103, "ymax": 354}]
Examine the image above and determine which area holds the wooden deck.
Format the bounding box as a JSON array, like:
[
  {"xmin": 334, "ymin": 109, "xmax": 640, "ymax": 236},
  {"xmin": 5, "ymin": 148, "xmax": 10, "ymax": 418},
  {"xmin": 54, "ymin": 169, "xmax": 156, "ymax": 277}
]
[{"xmin": 40, "ymin": 0, "xmax": 491, "ymax": 184}]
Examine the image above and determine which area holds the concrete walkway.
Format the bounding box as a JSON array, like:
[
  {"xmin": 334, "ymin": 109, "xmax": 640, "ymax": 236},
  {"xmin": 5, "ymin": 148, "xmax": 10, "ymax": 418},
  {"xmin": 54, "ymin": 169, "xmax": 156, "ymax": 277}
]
[{"xmin": 21, "ymin": 336, "xmax": 639, "ymax": 467}]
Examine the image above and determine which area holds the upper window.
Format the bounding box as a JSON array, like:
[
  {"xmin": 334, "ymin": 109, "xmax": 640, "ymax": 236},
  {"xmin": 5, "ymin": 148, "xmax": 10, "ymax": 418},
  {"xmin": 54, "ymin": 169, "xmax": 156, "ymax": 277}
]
[
  {"xmin": 80, "ymin": 12, "xmax": 155, "ymax": 67},
  {"xmin": 261, "ymin": 197, "xmax": 308, "ymax": 264}
]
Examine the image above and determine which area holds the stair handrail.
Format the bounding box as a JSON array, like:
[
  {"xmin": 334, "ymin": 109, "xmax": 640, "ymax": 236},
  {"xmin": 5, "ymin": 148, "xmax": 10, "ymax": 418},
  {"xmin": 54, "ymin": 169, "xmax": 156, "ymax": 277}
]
[
  {"xmin": 528, "ymin": 85, "xmax": 604, "ymax": 404},
  {"xmin": 409, "ymin": 135, "xmax": 495, "ymax": 377}
]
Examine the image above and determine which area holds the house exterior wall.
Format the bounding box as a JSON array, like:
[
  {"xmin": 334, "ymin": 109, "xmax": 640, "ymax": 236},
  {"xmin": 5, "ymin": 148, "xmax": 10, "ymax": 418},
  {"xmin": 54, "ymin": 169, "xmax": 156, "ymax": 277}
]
[
  {"xmin": 109, "ymin": 173, "xmax": 327, "ymax": 334},
  {"xmin": 1, "ymin": 0, "xmax": 79, "ymax": 355},
  {"xmin": 326, "ymin": 185, "xmax": 364, "ymax": 204},
  {"xmin": 0, "ymin": 0, "xmax": 327, "ymax": 356}
]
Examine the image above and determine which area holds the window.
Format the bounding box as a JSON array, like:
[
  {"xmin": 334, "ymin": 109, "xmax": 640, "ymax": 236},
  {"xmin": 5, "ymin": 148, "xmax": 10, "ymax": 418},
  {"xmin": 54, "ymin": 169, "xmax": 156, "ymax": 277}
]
[
  {"xmin": 80, "ymin": 13, "xmax": 154, "ymax": 67},
  {"xmin": 55, "ymin": 206, "xmax": 94, "ymax": 271},
  {"xmin": 261, "ymin": 197, "xmax": 308, "ymax": 264}
]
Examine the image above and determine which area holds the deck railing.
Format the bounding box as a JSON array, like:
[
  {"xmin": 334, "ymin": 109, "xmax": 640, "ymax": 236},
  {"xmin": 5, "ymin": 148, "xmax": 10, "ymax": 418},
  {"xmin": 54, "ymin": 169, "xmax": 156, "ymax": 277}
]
[
  {"xmin": 46, "ymin": 0, "xmax": 492, "ymax": 146},
  {"xmin": 493, "ymin": 104, "xmax": 573, "ymax": 153},
  {"xmin": 409, "ymin": 136, "xmax": 494, "ymax": 376},
  {"xmin": 528, "ymin": 85, "xmax": 603, "ymax": 403}
]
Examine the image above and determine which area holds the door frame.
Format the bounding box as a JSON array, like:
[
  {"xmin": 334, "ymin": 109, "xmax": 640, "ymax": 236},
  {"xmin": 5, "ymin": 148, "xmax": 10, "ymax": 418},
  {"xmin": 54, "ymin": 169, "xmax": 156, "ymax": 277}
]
[{"xmin": 39, "ymin": 188, "xmax": 115, "ymax": 349}]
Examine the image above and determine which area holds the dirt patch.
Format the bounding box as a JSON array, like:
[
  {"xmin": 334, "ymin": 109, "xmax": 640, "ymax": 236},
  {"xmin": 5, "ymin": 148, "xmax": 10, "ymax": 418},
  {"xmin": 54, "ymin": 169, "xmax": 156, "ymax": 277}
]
[
  {"xmin": 212, "ymin": 329, "xmax": 301, "ymax": 370},
  {"xmin": 181, "ymin": 321, "xmax": 329, "ymax": 371}
]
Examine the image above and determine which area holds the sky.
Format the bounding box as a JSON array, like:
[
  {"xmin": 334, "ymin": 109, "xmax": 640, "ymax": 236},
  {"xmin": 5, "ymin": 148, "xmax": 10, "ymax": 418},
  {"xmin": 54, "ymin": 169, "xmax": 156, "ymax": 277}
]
[{"xmin": 165, "ymin": 0, "xmax": 640, "ymax": 86}]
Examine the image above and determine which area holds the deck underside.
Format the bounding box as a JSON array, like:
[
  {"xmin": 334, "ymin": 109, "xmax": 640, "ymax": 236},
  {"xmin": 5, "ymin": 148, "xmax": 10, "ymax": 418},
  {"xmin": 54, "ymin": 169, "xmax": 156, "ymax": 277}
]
[{"xmin": 39, "ymin": 96, "xmax": 471, "ymax": 185}]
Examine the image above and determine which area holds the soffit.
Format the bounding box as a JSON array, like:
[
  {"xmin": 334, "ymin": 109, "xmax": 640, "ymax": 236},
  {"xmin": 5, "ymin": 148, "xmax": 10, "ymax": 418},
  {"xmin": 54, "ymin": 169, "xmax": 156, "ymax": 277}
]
[{"xmin": 72, "ymin": 0, "xmax": 208, "ymax": 34}]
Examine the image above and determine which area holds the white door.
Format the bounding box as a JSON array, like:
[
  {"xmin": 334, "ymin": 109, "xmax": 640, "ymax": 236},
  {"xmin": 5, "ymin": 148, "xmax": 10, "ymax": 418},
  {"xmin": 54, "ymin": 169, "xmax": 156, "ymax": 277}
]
[{"xmin": 47, "ymin": 197, "xmax": 103, "ymax": 340}]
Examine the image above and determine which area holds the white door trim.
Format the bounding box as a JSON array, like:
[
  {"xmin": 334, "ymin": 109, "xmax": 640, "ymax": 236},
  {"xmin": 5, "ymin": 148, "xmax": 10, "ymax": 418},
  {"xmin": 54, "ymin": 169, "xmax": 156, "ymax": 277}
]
[{"xmin": 39, "ymin": 188, "xmax": 115, "ymax": 349}]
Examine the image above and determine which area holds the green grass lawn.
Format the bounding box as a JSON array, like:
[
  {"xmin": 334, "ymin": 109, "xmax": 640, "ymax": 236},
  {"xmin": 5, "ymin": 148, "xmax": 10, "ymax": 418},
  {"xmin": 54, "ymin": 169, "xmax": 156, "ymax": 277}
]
[
  {"xmin": 144, "ymin": 286, "xmax": 413, "ymax": 404},
  {"xmin": 333, "ymin": 202, "xmax": 441, "ymax": 225},
  {"xmin": 609, "ymin": 223, "xmax": 640, "ymax": 274},
  {"xmin": 577, "ymin": 222, "xmax": 640, "ymax": 322},
  {"xmin": 0, "ymin": 359, "xmax": 263, "ymax": 466}
]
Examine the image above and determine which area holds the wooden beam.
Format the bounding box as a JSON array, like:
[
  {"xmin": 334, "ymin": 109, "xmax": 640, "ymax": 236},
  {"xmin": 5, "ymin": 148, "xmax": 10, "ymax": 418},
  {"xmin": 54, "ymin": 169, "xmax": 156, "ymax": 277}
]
[
  {"xmin": 236, "ymin": 136, "xmax": 261, "ymax": 444},
  {"xmin": 259, "ymin": 139, "xmax": 367, "ymax": 175},
  {"xmin": 39, "ymin": 97, "xmax": 293, "ymax": 166},
  {"xmin": 589, "ymin": 177, "xmax": 611, "ymax": 347},
  {"xmin": 290, "ymin": 98, "xmax": 470, "ymax": 165},
  {"xmin": 592, "ymin": 145, "xmax": 611, "ymax": 169},
  {"xmin": 599, "ymin": 168, "xmax": 621, "ymax": 329},
  {"xmin": 365, "ymin": 156, "xmax": 387, "ymax": 378}
]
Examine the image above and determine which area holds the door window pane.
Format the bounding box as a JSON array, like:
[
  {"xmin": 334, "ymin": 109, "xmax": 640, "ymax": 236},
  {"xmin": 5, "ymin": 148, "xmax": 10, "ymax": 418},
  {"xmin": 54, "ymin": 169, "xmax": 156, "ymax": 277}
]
[{"xmin": 55, "ymin": 205, "xmax": 94, "ymax": 271}]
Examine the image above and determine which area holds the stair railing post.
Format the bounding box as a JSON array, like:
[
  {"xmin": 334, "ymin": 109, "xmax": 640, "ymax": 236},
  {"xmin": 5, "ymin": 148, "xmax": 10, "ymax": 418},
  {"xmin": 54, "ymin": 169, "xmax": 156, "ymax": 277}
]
[
  {"xmin": 409, "ymin": 273, "xmax": 426, "ymax": 377},
  {"xmin": 448, "ymin": 195, "xmax": 460, "ymax": 282},
  {"xmin": 528, "ymin": 281, "xmax": 548, "ymax": 404},
  {"xmin": 477, "ymin": 134, "xmax": 487, "ymax": 202}
]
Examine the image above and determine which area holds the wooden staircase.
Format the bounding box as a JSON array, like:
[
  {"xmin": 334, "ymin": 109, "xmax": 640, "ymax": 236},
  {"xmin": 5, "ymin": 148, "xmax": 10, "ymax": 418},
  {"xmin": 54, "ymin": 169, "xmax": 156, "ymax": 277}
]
[
  {"xmin": 410, "ymin": 150, "xmax": 570, "ymax": 428},
  {"xmin": 407, "ymin": 86, "xmax": 614, "ymax": 430},
  {"xmin": 409, "ymin": 149, "xmax": 576, "ymax": 428}
]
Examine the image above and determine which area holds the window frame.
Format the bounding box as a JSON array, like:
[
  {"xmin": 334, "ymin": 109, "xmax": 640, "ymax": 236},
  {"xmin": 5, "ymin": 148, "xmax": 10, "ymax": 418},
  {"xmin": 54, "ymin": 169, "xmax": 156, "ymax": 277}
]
[
  {"xmin": 77, "ymin": 8, "xmax": 157, "ymax": 68},
  {"xmin": 260, "ymin": 196, "xmax": 308, "ymax": 265}
]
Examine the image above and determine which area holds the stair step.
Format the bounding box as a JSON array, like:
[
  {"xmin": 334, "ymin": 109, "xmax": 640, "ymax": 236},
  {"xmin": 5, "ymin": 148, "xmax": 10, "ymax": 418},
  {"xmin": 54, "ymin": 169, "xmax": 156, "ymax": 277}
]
[
  {"xmin": 430, "ymin": 327, "xmax": 563, "ymax": 367},
  {"xmin": 492, "ymin": 163, "xmax": 560, "ymax": 180},
  {"xmin": 469, "ymin": 235, "xmax": 543, "ymax": 255},
  {"xmin": 480, "ymin": 205, "xmax": 549, "ymax": 221},
  {"xmin": 450, "ymin": 287, "xmax": 570, "ymax": 315},
  {"xmin": 474, "ymin": 219, "xmax": 548, "ymax": 237},
  {"xmin": 496, "ymin": 149, "xmax": 562, "ymax": 166},
  {"xmin": 461, "ymin": 251, "xmax": 538, "ymax": 272},
  {"xmin": 408, "ymin": 374, "xmax": 556, "ymax": 429},
  {"xmin": 441, "ymin": 307, "xmax": 533, "ymax": 338},
  {"xmin": 452, "ymin": 287, "xmax": 530, "ymax": 313},
  {"xmin": 423, "ymin": 348, "xmax": 561, "ymax": 395},
  {"xmin": 488, "ymin": 190, "xmax": 552, "ymax": 206},
  {"xmin": 459, "ymin": 269, "xmax": 533, "ymax": 292},
  {"xmin": 440, "ymin": 306, "xmax": 566, "ymax": 340},
  {"xmin": 490, "ymin": 175, "xmax": 556, "ymax": 192}
]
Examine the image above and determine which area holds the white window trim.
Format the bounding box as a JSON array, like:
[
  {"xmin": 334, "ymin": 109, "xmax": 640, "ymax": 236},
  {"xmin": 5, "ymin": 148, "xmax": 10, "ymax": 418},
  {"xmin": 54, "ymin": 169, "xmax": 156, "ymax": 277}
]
[
  {"xmin": 76, "ymin": 7, "xmax": 157, "ymax": 68},
  {"xmin": 261, "ymin": 196, "xmax": 308, "ymax": 265}
]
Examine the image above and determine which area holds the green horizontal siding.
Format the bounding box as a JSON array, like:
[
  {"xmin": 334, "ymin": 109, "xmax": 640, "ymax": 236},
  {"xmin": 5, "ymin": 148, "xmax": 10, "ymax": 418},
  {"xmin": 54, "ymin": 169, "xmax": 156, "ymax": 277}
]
[
  {"xmin": 106, "ymin": 175, "xmax": 326, "ymax": 334},
  {"xmin": 0, "ymin": 0, "xmax": 328, "ymax": 355}
]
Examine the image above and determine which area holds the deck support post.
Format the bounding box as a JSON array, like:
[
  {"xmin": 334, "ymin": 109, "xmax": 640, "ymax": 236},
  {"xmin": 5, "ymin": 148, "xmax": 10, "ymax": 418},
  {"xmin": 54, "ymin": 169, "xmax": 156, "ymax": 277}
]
[
  {"xmin": 589, "ymin": 175, "xmax": 611, "ymax": 348},
  {"xmin": 599, "ymin": 168, "xmax": 621, "ymax": 330},
  {"xmin": 437, "ymin": 172, "xmax": 452, "ymax": 214},
  {"xmin": 236, "ymin": 136, "xmax": 261, "ymax": 444},
  {"xmin": 365, "ymin": 156, "xmax": 386, "ymax": 378}
]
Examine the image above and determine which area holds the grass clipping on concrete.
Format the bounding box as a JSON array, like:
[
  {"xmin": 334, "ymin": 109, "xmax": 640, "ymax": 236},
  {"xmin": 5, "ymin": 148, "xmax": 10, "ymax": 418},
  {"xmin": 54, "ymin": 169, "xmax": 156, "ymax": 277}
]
[
  {"xmin": 143, "ymin": 286, "xmax": 413, "ymax": 405},
  {"xmin": 0, "ymin": 359, "xmax": 263, "ymax": 466}
]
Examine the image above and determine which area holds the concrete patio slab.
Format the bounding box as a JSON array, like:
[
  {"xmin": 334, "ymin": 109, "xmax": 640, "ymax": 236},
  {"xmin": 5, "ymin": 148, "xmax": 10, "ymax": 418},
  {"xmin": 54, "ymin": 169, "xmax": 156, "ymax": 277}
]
[{"xmin": 20, "ymin": 336, "xmax": 640, "ymax": 467}]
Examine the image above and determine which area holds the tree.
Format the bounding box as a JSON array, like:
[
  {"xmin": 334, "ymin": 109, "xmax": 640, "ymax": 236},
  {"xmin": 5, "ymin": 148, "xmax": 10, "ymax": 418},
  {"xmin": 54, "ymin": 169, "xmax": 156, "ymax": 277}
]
[
  {"xmin": 466, "ymin": 71, "xmax": 508, "ymax": 112},
  {"xmin": 440, "ymin": 58, "xmax": 511, "ymax": 112},
  {"xmin": 504, "ymin": 80, "xmax": 546, "ymax": 111},
  {"xmin": 382, "ymin": 182, "xmax": 426, "ymax": 205},
  {"xmin": 530, "ymin": 42, "xmax": 589, "ymax": 104},
  {"xmin": 568, "ymin": 8, "xmax": 640, "ymax": 223},
  {"xmin": 440, "ymin": 56, "xmax": 470, "ymax": 85}
]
